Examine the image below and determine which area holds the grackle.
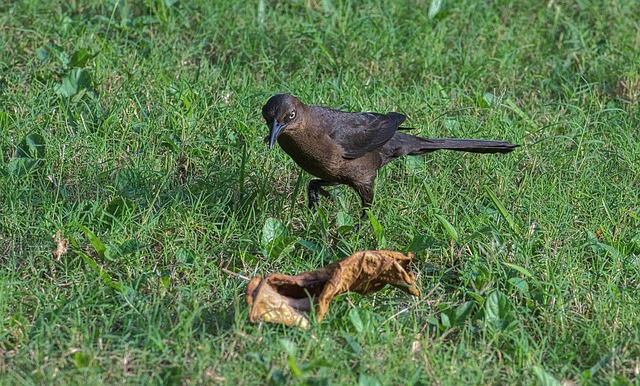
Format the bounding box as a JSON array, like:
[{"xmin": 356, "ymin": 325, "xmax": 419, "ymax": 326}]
[{"xmin": 262, "ymin": 94, "xmax": 519, "ymax": 215}]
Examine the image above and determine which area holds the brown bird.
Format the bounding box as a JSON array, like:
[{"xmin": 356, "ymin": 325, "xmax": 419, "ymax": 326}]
[{"xmin": 262, "ymin": 94, "xmax": 519, "ymax": 215}]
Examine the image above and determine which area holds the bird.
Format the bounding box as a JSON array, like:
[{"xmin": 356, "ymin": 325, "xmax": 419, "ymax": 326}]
[{"xmin": 262, "ymin": 94, "xmax": 519, "ymax": 216}]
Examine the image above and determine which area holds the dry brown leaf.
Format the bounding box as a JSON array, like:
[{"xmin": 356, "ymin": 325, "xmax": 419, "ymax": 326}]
[
  {"xmin": 52, "ymin": 230, "xmax": 68, "ymax": 260},
  {"xmin": 246, "ymin": 250, "xmax": 420, "ymax": 329}
]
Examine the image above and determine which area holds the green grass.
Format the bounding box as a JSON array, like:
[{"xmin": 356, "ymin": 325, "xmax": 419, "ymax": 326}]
[{"xmin": 1, "ymin": 0, "xmax": 639, "ymax": 384}]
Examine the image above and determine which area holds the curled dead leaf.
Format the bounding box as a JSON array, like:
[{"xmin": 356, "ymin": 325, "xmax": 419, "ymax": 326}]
[{"xmin": 246, "ymin": 250, "xmax": 420, "ymax": 329}]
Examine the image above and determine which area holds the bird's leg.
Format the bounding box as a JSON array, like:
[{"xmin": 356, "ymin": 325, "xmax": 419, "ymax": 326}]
[
  {"xmin": 355, "ymin": 184, "xmax": 374, "ymax": 219},
  {"xmin": 308, "ymin": 179, "xmax": 339, "ymax": 209}
]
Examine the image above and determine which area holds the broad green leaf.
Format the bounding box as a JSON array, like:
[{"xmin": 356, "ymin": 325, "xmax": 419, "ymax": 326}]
[
  {"xmin": 484, "ymin": 290, "xmax": 516, "ymax": 332},
  {"xmin": 532, "ymin": 365, "xmax": 562, "ymax": 386},
  {"xmin": 118, "ymin": 239, "xmax": 143, "ymax": 255},
  {"xmin": 55, "ymin": 68, "xmax": 93, "ymax": 98},
  {"xmin": 176, "ymin": 247, "xmax": 194, "ymax": 264},
  {"xmin": 69, "ymin": 48, "xmax": 97, "ymax": 68},
  {"xmin": 598, "ymin": 242, "xmax": 623, "ymax": 260},
  {"xmin": 367, "ymin": 211, "xmax": 386, "ymax": 248},
  {"xmin": 508, "ymin": 277, "xmax": 530, "ymax": 296},
  {"xmin": 297, "ymin": 239, "xmax": 322, "ymax": 253},
  {"xmin": 358, "ymin": 373, "xmax": 381, "ymax": 386},
  {"xmin": 453, "ymin": 301, "xmax": 475, "ymax": 325},
  {"xmin": 434, "ymin": 213, "xmax": 458, "ymax": 241},
  {"xmin": 426, "ymin": 315, "xmax": 440, "ymax": 327},
  {"xmin": 104, "ymin": 239, "xmax": 143, "ymax": 261},
  {"xmin": 349, "ymin": 308, "xmax": 364, "ymax": 333},
  {"xmin": 428, "ymin": 0, "xmax": 444, "ymax": 20},
  {"xmin": 444, "ymin": 118, "xmax": 459, "ymax": 132},
  {"xmin": 440, "ymin": 313, "xmax": 450, "ymax": 329},
  {"xmin": 473, "ymin": 264, "xmax": 491, "ymax": 289},
  {"xmin": 77, "ymin": 224, "xmax": 107, "ymax": 260},
  {"xmin": 16, "ymin": 133, "xmax": 46, "ymax": 159},
  {"xmin": 477, "ymin": 96, "xmax": 490, "ymax": 108},
  {"xmin": 261, "ymin": 217, "xmax": 286, "ymax": 248},
  {"xmin": 337, "ymin": 211, "xmax": 355, "ymax": 234},
  {"xmin": 36, "ymin": 47, "xmax": 50, "ymax": 62},
  {"xmin": 467, "ymin": 291, "xmax": 484, "ymax": 304},
  {"xmin": 265, "ymin": 236, "xmax": 297, "ymax": 259},
  {"xmin": 337, "ymin": 211, "xmax": 354, "ymax": 226},
  {"xmin": 502, "ymin": 262, "xmax": 533, "ymax": 278},
  {"xmin": 45, "ymin": 42, "xmax": 69, "ymax": 67},
  {"xmin": 482, "ymin": 92, "xmax": 497, "ymax": 108},
  {"xmin": 342, "ymin": 333, "xmax": 362, "ymax": 356},
  {"xmin": 406, "ymin": 233, "xmax": 436, "ymax": 253},
  {"xmin": 9, "ymin": 133, "xmax": 47, "ymax": 176},
  {"xmin": 7, "ymin": 158, "xmax": 39, "ymax": 177}
]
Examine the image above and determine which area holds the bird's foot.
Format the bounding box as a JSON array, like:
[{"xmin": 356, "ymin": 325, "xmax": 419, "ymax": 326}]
[{"xmin": 307, "ymin": 180, "xmax": 337, "ymax": 209}]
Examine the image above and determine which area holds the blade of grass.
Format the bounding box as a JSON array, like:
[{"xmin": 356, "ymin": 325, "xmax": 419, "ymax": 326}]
[{"xmin": 484, "ymin": 186, "xmax": 518, "ymax": 233}]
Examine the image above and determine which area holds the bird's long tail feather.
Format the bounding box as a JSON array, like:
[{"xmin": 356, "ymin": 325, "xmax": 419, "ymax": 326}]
[
  {"xmin": 410, "ymin": 137, "xmax": 519, "ymax": 154},
  {"xmin": 382, "ymin": 132, "xmax": 519, "ymax": 165}
]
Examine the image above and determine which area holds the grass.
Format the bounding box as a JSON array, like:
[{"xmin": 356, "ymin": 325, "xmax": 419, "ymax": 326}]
[{"xmin": 1, "ymin": 0, "xmax": 639, "ymax": 384}]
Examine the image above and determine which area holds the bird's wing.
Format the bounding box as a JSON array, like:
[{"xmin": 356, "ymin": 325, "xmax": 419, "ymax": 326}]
[{"xmin": 329, "ymin": 112, "xmax": 406, "ymax": 159}]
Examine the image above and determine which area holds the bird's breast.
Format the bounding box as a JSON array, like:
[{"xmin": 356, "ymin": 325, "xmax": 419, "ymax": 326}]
[{"xmin": 277, "ymin": 132, "xmax": 343, "ymax": 181}]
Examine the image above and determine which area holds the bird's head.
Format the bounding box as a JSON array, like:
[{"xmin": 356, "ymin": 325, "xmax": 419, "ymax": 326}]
[{"xmin": 262, "ymin": 94, "xmax": 302, "ymax": 148}]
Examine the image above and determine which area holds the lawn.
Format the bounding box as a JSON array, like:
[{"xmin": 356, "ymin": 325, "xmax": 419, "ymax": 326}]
[{"xmin": 1, "ymin": 0, "xmax": 639, "ymax": 384}]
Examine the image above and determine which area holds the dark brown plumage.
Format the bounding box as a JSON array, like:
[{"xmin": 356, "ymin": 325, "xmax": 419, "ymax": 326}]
[{"xmin": 262, "ymin": 94, "xmax": 519, "ymax": 215}]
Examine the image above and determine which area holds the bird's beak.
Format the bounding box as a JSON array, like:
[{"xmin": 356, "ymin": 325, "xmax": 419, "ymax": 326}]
[{"xmin": 268, "ymin": 120, "xmax": 285, "ymax": 149}]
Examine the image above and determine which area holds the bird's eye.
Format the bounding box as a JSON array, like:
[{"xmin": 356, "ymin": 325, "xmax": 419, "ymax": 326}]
[{"xmin": 288, "ymin": 111, "xmax": 296, "ymax": 120}]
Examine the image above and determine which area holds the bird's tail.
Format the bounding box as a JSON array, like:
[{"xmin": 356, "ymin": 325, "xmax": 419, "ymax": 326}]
[
  {"xmin": 409, "ymin": 137, "xmax": 519, "ymax": 154},
  {"xmin": 382, "ymin": 132, "xmax": 519, "ymax": 165}
]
